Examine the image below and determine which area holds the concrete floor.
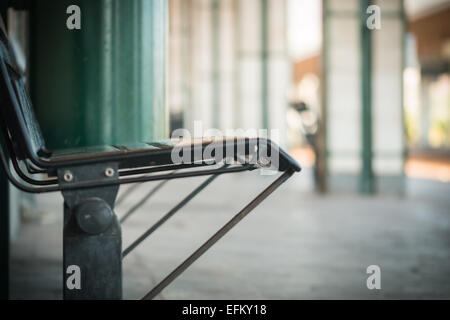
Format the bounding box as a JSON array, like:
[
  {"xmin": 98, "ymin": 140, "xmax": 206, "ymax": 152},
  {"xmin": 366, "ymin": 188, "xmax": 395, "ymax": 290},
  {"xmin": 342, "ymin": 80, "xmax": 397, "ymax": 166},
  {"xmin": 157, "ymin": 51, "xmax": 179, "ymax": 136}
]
[{"xmin": 9, "ymin": 169, "xmax": 450, "ymax": 299}]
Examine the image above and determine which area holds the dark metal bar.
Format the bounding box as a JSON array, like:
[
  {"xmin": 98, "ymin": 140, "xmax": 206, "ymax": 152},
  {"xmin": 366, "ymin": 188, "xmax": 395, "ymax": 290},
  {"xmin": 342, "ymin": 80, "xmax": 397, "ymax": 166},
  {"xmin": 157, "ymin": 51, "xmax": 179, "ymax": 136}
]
[
  {"xmin": 117, "ymin": 170, "xmax": 179, "ymax": 210},
  {"xmin": 141, "ymin": 170, "xmax": 294, "ymax": 300},
  {"xmin": 0, "ymin": 115, "xmax": 57, "ymax": 186},
  {"xmin": 24, "ymin": 160, "xmax": 48, "ymax": 174},
  {"xmin": 116, "ymin": 183, "xmax": 142, "ymax": 207},
  {"xmin": 118, "ymin": 162, "xmax": 207, "ymax": 177},
  {"xmin": 119, "ymin": 179, "xmax": 169, "ymax": 223},
  {"xmin": 11, "ymin": 153, "xmax": 57, "ymax": 186},
  {"xmin": 123, "ymin": 170, "xmax": 224, "ymax": 258}
]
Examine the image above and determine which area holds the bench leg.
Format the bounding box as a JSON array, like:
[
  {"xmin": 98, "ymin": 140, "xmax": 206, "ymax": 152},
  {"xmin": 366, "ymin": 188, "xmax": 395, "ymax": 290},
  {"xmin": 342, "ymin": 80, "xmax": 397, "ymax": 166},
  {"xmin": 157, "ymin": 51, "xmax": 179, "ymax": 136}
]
[{"xmin": 58, "ymin": 163, "xmax": 122, "ymax": 300}]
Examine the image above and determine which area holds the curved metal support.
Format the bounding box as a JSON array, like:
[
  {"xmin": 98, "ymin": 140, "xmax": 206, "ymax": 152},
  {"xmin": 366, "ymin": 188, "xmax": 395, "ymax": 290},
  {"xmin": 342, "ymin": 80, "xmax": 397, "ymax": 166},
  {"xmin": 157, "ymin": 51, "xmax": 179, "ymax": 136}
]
[
  {"xmin": 11, "ymin": 157, "xmax": 57, "ymax": 186},
  {"xmin": 0, "ymin": 118, "xmax": 57, "ymax": 185},
  {"xmin": 0, "ymin": 141, "xmax": 56, "ymax": 193},
  {"xmin": 24, "ymin": 160, "xmax": 48, "ymax": 174}
]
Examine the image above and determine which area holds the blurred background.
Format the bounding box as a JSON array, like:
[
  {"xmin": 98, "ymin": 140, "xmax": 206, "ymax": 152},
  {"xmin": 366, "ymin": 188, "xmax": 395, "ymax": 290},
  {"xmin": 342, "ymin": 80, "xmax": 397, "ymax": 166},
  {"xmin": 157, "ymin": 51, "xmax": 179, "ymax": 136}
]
[
  {"xmin": 167, "ymin": 0, "xmax": 449, "ymax": 194},
  {"xmin": 2, "ymin": 0, "xmax": 449, "ymax": 299}
]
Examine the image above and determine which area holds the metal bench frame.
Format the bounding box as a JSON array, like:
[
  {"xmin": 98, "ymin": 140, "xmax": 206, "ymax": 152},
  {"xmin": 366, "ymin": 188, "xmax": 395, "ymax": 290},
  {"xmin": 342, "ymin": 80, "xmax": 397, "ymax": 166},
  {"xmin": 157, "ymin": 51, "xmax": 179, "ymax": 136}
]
[{"xmin": 0, "ymin": 16, "xmax": 300, "ymax": 299}]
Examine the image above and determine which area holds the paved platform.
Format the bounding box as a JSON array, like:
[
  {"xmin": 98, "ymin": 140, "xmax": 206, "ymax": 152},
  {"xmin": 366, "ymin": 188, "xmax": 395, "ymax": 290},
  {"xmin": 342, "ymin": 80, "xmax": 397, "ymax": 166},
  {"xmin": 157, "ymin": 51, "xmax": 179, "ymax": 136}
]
[{"xmin": 9, "ymin": 169, "xmax": 450, "ymax": 299}]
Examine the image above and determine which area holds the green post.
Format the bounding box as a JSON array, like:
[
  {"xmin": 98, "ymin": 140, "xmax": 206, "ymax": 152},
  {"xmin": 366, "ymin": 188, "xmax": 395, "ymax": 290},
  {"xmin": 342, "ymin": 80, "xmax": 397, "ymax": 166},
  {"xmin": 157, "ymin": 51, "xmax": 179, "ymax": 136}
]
[
  {"xmin": 0, "ymin": 165, "xmax": 9, "ymax": 300},
  {"xmin": 359, "ymin": 0, "xmax": 375, "ymax": 194},
  {"xmin": 0, "ymin": 6, "xmax": 9, "ymax": 300},
  {"xmin": 29, "ymin": 0, "xmax": 167, "ymax": 150}
]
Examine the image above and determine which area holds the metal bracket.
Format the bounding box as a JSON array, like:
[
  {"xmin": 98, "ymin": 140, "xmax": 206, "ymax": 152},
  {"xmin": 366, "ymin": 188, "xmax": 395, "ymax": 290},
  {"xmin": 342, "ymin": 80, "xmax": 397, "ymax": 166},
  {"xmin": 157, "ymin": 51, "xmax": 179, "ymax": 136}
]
[{"xmin": 57, "ymin": 162, "xmax": 122, "ymax": 300}]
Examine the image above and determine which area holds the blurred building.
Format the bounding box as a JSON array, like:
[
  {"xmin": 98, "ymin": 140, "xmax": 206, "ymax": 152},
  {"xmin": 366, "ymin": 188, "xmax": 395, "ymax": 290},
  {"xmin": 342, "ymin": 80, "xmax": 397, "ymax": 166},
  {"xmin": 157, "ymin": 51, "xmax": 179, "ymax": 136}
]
[
  {"xmin": 170, "ymin": 0, "xmax": 449, "ymax": 194},
  {"xmin": 405, "ymin": 1, "xmax": 450, "ymax": 154},
  {"xmin": 322, "ymin": 0, "xmax": 406, "ymax": 194},
  {"xmin": 169, "ymin": 0, "xmax": 289, "ymax": 146}
]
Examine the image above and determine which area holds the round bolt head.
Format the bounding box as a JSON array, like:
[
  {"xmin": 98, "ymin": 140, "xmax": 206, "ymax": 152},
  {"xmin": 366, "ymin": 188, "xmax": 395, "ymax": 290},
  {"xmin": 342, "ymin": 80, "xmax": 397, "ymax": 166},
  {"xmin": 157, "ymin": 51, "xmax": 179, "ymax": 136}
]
[
  {"xmin": 105, "ymin": 167, "xmax": 115, "ymax": 178},
  {"xmin": 63, "ymin": 171, "xmax": 73, "ymax": 182},
  {"xmin": 74, "ymin": 198, "xmax": 114, "ymax": 235}
]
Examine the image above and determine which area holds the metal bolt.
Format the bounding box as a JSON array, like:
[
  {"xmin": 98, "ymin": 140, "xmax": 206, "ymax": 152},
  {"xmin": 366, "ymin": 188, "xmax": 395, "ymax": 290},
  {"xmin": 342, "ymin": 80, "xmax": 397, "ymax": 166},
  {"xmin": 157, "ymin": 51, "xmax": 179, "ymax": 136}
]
[
  {"xmin": 74, "ymin": 198, "xmax": 114, "ymax": 235},
  {"xmin": 105, "ymin": 167, "xmax": 115, "ymax": 178},
  {"xmin": 63, "ymin": 171, "xmax": 73, "ymax": 182}
]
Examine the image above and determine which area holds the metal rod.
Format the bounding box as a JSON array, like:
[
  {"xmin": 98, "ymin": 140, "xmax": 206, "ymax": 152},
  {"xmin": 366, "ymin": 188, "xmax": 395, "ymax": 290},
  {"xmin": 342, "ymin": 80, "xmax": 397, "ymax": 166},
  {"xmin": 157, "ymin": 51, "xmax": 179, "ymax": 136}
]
[
  {"xmin": 119, "ymin": 179, "xmax": 169, "ymax": 223},
  {"xmin": 119, "ymin": 162, "xmax": 206, "ymax": 177},
  {"xmin": 142, "ymin": 170, "xmax": 294, "ymax": 300},
  {"xmin": 122, "ymin": 169, "xmax": 225, "ymax": 258},
  {"xmin": 25, "ymin": 160, "xmax": 48, "ymax": 174},
  {"xmin": 0, "ymin": 118, "xmax": 57, "ymax": 186},
  {"xmin": 116, "ymin": 183, "xmax": 142, "ymax": 207},
  {"xmin": 118, "ymin": 170, "xmax": 178, "ymax": 211}
]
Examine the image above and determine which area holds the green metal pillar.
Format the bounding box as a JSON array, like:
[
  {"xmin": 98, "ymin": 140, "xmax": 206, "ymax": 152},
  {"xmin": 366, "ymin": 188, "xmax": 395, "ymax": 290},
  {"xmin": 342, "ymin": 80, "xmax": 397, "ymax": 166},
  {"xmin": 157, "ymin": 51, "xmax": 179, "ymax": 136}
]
[
  {"xmin": 0, "ymin": 6, "xmax": 9, "ymax": 300},
  {"xmin": 0, "ymin": 166, "xmax": 8, "ymax": 300},
  {"xmin": 29, "ymin": 0, "xmax": 167, "ymax": 149},
  {"xmin": 0, "ymin": 160, "xmax": 9, "ymax": 300},
  {"xmin": 359, "ymin": 0, "xmax": 375, "ymax": 194}
]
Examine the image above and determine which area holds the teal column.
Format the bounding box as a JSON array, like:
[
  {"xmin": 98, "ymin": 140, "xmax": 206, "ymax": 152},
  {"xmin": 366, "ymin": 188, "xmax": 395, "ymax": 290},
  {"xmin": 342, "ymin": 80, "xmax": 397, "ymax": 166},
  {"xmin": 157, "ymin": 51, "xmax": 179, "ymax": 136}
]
[
  {"xmin": 29, "ymin": 0, "xmax": 167, "ymax": 149},
  {"xmin": 360, "ymin": 0, "xmax": 375, "ymax": 194},
  {"xmin": 0, "ymin": 6, "xmax": 9, "ymax": 300},
  {"xmin": 0, "ymin": 168, "xmax": 9, "ymax": 300}
]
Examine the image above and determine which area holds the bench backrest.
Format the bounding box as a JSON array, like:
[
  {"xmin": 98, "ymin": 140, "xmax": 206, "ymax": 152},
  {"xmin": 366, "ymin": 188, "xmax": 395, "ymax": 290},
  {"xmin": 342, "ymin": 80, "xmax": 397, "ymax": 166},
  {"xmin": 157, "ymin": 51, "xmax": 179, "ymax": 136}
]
[{"xmin": 0, "ymin": 16, "xmax": 46, "ymax": 160}]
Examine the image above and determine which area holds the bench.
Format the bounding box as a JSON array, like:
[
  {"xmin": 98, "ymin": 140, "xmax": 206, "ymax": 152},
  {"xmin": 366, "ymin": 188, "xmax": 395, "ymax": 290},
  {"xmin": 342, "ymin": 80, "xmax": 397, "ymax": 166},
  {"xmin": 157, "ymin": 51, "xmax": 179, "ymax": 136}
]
[{"xmin": 0, "ymin": 16, "xmax": 301, "ymax": 299}]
